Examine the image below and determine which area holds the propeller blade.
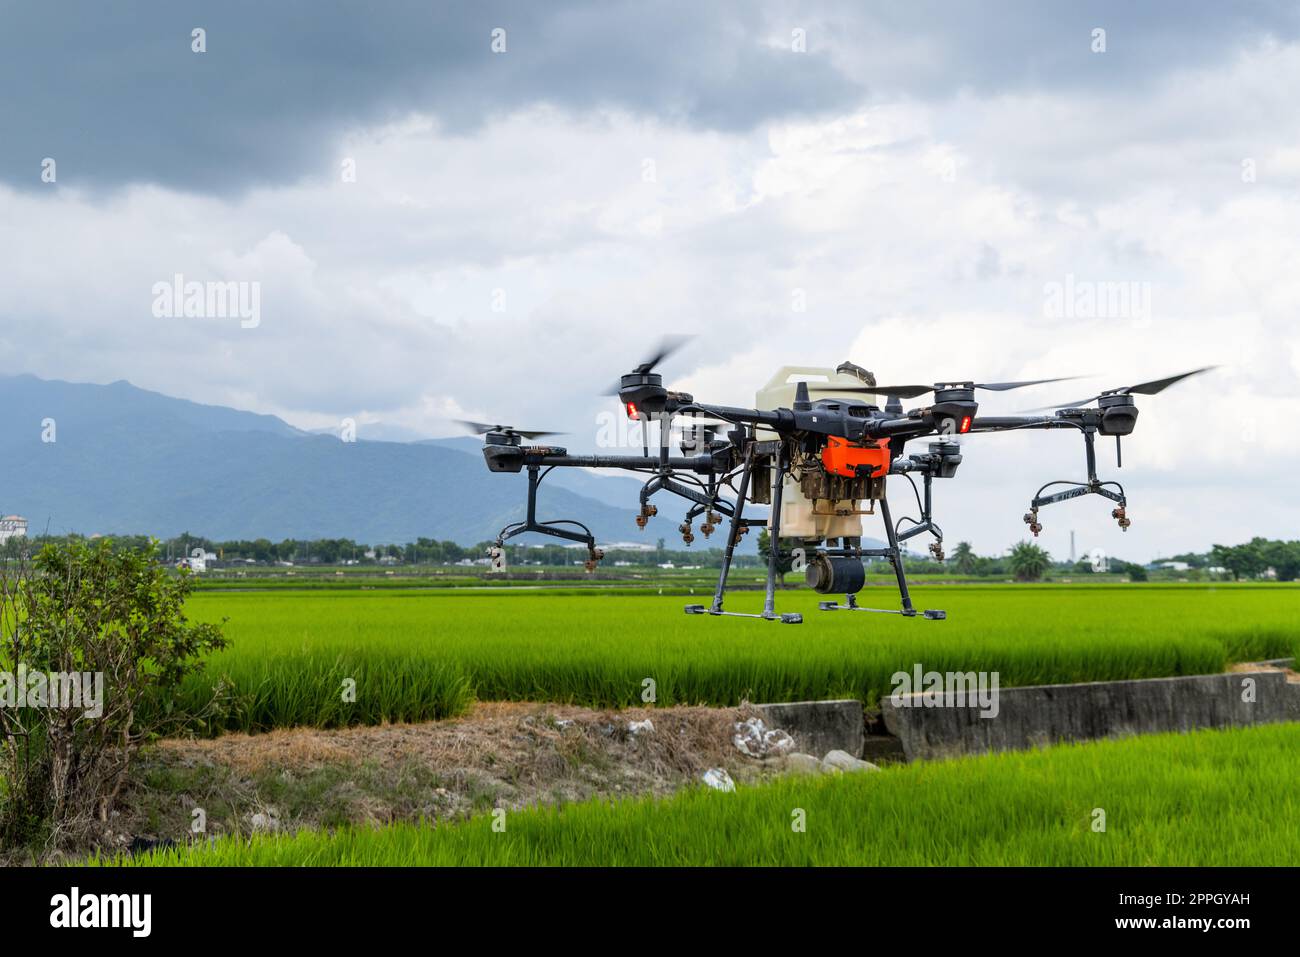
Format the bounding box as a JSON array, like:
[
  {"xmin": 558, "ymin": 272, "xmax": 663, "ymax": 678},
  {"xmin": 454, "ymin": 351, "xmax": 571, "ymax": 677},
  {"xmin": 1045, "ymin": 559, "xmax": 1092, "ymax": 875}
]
[
  {"xmin": 1028, "ymin": 366, "xmax": 1217, "ymax": 411},
  {"xmin": 456, "ymin": 419, "xmax": 502, "ymax": 435},
  {"xmin": 603, "ymin": 335, "xmax": 693, "ymax": 394},
  {"xmin": 456, "ymin": 420, "xmax": 563, "ymax": 440},
  {"xmin": 1125, "ymin": 365, "xmax": 1218, "ymax": 396},
  {"xmin": 811, "ymin": 376, "xmax": 1080, "ymax": 399},
  {"xmin": 512, "ymin": 429, "xmax": 564, "ymax": 440},
  {"xmin": 808, "ymin": 383, "xmax": 934, "ymax": 398},
  {"xmin": 1026, "ymin": 394, "xmax": 1101, "ymax": 411},
  {"xmin": 633, "ymin": 334, "xmax": 692, "ymax": 375},
  {"xmin": 971, "ymin": 376, "xmax": 1084, "ymax": 392}
]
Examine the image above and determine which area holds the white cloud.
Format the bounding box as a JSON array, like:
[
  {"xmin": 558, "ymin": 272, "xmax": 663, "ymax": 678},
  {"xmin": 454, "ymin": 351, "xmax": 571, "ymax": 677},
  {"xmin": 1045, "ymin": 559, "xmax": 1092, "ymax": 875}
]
[{"xmin": 2, "ymin": 37, "xmax": 1298, "ymax": 558}]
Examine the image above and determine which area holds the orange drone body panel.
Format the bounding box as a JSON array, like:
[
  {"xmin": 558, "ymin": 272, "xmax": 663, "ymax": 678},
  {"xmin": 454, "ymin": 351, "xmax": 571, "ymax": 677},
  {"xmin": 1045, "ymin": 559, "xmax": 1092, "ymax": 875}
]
[{"xmin": 821, "ymin": 435, "xmax": 891, "ymax": 478}]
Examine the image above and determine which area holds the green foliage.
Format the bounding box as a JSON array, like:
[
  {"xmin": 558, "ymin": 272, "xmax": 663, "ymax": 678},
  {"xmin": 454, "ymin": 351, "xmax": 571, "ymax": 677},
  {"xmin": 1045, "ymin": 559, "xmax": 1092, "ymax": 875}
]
[
  {"xmin": 1007, "ymin": 541, "xmax": 1052, "ymax": 582},
  {"xmin": 1212, "ymin": 538, "xmax": 1300, "ymax": 581},
  {"xmin": 18, "ymin": 540, "xmax": 227, "ymax": 686},
  {"xmin": 110, "ymin": 724, "xmax": 1300, "ymax": 866},
  {"xmin": 0, "ymin": 539, "xmax": 226, "ymax": 846},
  {"xmin": 168, "ymin": 583, "xmax": 1300, "ymax": 733},
  {"xmin": 19, "ymin": 531, "xmax": 767, "ymax": 572},
  {"xmin": 950, "ymin": 541, "xmax": 977, "ymax": 575}
]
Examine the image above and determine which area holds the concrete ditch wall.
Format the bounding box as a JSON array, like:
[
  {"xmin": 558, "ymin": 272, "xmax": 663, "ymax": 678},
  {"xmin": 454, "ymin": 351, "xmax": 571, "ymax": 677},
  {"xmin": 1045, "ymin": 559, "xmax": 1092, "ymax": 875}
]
[
  {"xmin": 757, "ymin": 670, "xmax": 1300, "ymax": 763},
  {"xmin": 754, "ymin": 699, "xmax": 864, "ymax": 758},
  {"xmin": 879, "ymin": 670, "xmax": 1300, "ymax": 762}
]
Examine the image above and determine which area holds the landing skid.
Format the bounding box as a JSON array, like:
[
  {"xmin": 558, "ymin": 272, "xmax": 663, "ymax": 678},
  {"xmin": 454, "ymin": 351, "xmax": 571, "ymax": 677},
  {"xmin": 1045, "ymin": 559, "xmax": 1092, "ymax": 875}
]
[
  {"xmin": 817, "ymin": 599, "xmax": 946, "ymax": 620},
  {"xmin": 685, "ymin": 604, "xmax": 803, "ymax": 624}
]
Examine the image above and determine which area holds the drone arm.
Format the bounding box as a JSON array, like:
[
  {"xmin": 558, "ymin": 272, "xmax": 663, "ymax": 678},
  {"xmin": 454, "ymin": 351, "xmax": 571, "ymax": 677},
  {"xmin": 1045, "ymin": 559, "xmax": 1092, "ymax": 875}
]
[
  {"xmin": 679, "ymin": 403, "xmax": 790, "ymax": 430},
  {"xmin": 966, "ymin": 415, "xmax": 1076, "ymax": 433},
  {"xmin": 487, "ymin": 446, "xmax": 717, "ymax": 474},
  {"xmin": 865, "ymin": 415, "xmax": 935, "ymax": 439},
  {"xmin": 537, "ymin": 453, "xmax": 714, "ymax": 472}
]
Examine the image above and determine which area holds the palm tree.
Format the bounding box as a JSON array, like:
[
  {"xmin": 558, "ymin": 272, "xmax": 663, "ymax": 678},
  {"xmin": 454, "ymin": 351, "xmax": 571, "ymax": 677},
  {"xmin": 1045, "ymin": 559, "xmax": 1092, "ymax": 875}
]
[
  {"xmin": 951, "ymin": 541, "xmax": 977, "ymax": 575},
  {"xmin": 1007, "ymin": 541, "xmax": 1052, "ymax": 582}
]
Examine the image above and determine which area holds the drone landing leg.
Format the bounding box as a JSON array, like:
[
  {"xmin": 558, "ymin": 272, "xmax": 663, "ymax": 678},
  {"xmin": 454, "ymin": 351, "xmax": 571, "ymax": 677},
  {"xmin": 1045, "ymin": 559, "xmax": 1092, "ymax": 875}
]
[
  {"xmin": 493, "ymin": 465, "xmax": 602, "ymax": 567},
  {"xmin": 879, "ymin": 496, "xmax": 918, "ymax": 617},
  {"xmin": 760, "ymin": 453, "xmax": 802, "ymax": 624},
  {"xmin": 703, "ymin": 441, "xmax": 752, "ymax": 614},
  {"xmin": 686, "ymin": 438, "xmax": 793, "ymax": 623}
]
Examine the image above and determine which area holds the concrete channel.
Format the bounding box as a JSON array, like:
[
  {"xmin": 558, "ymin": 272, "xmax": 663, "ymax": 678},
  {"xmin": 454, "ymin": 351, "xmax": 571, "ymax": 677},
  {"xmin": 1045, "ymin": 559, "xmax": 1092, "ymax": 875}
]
[{"xmin": 757, "ymin": 663, "xmax": 1300, "ymax": 763}]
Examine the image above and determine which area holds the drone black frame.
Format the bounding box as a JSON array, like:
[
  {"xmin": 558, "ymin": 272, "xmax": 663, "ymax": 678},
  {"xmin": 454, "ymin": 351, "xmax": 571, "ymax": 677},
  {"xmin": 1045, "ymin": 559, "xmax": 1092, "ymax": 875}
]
[{"xmin": 474, "ymin": 367, "xmax": 1199, "ymax": 622}]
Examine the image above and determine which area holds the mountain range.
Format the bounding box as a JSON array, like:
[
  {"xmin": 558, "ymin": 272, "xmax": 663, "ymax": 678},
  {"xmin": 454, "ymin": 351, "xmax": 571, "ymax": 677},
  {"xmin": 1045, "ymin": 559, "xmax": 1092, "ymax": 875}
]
[{"xmin": 0, "ymin": 374, "xmax": 690, "ymax": 546}]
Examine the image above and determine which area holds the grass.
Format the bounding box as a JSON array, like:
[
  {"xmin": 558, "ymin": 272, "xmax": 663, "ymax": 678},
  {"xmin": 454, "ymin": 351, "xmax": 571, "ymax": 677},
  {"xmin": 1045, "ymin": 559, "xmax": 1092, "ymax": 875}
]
[
  {"xmin": 107, "ymin": 723, "xmax": 1300, "ymax": 866},
  {"xmin": 174, "ymin": 583, "xmax": 1300, "ymax": 734}
]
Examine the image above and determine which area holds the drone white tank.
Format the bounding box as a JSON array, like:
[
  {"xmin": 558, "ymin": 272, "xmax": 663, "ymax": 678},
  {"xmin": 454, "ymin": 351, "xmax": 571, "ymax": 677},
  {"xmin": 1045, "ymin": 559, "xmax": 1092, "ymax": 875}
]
[{"xmin": 756, "ymin": 365, "xmax": 869, "ymax": 541}]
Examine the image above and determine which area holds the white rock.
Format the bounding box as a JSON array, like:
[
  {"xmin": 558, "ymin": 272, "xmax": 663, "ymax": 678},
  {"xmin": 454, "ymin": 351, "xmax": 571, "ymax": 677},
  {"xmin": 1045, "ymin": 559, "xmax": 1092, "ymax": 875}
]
[
  {"xmin": 628, "ymin": 719, "xmax": 655, "ymax": 735},
  {"xmin": 733, "ymin": 717, "xmax": 796, "ymax": 758},
  {"xmin": 780, "ymin": 752, "xmax": 823, "ymax": 775},
  {"xmin": 820, "ymin": 750, "xmax": 881, "ymax": 774},
  {"xmin": 733, "ymin": 717, "xmax": 766, "ymax": 756},
  {"xmin": 763, "ymin": 728, "xmax": 796, "ymax": 756},
  {"xmin": 249, "ymin": 810, "xmax": 281, "ymax": 832},
  {"xmin": 702, "ymin": 767, "xmax": 736, "ymax": 792}
]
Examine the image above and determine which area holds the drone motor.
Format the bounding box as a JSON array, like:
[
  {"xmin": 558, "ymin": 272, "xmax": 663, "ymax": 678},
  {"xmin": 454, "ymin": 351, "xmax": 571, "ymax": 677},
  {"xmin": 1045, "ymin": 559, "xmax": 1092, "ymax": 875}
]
[{"xmin": 1097, "ymin": 393, "xmax": 1139, "ymax": 435}]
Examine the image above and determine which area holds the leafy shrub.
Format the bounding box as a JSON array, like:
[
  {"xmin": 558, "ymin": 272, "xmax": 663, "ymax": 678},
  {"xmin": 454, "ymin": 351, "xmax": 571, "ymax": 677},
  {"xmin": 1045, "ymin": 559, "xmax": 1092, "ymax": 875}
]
[{"xmin": 0, "ymin": 540, "xmax": 226, "ymax": 848}]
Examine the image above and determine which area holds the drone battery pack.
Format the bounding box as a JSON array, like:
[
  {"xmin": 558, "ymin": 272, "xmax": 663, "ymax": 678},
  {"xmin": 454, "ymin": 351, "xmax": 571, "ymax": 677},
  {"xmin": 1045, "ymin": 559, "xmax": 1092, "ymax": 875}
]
[{"xmin": 821, "ymin": 436, "xmax": 890, "ymax": 478}]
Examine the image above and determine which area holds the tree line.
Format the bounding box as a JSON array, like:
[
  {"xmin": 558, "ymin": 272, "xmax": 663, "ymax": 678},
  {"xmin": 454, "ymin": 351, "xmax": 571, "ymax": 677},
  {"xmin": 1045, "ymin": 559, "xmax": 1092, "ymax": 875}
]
[
  {"xmin": 1207, "ymin": 538, "xmax": 1300, "ymax": 581},
  {"xmin": 0, "ymin": 533, "xmax": 765, "ymax": 569},
  {"xmin": 5, "ymin": 532, "xmax": 1293, "ymax": 580}
]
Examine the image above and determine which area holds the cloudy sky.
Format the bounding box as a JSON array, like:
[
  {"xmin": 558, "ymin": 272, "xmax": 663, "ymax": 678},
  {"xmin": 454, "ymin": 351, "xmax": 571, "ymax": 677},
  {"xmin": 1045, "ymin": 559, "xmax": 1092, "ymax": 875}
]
[{"xmin": 2, "ymin": 1, "xmax": 1298, "ymax": 560}]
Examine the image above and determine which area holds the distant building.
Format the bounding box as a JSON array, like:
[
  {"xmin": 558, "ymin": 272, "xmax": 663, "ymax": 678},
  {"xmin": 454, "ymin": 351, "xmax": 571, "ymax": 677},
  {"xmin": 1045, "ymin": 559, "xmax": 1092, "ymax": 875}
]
[
  {"xmin": 178, "ymin": 549, "xmax": 217, "ymax": 573},
  {"xmin": 0, "ymin": 515, "xmax": 28, "ymax": 544}
]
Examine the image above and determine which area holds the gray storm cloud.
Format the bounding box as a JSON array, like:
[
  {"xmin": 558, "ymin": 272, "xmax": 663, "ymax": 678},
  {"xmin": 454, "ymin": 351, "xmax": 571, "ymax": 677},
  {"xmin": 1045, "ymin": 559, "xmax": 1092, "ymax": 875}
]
[
  {"xmin": 2, "ymin": 2, "xmax": 1296, "ymax": 193},
  {"xmin": 1, "ymin": 2, "xmax": 1297, "ymax": 557}
]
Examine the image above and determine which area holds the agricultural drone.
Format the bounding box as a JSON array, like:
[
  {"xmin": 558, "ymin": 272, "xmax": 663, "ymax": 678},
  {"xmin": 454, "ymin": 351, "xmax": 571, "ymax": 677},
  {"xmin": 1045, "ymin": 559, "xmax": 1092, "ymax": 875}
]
[{"xmin": 465, "ymin": 341, "xmax": 1213, "ymax": 622}]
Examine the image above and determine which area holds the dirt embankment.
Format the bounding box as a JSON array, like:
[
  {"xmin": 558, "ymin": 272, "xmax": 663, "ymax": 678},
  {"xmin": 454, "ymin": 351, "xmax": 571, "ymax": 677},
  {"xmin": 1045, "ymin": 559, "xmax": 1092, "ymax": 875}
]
[{"xmin": 52, "ymin": 701, "xmax": 775, "ymax": 861}]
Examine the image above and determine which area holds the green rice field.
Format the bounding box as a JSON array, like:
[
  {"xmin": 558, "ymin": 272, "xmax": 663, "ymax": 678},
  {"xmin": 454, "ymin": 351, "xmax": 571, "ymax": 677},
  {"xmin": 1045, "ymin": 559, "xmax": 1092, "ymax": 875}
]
[
  {"xmin": 110, "ymin": 723, "xmax": 1300, "ymax": 866},
  {"xmin": 177, "ymin": 583, "xmax": 1300, "ymax": 734}
]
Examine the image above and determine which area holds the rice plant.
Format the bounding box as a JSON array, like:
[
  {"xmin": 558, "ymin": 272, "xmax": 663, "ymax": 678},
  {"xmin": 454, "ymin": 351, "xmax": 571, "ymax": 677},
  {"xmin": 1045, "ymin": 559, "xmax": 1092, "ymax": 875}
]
[
  {"xmin": 110, "ymin": 723, "xmax": 1300, "ymax": 866},
  {"xmin": 173, "ymin": 584, "xmax": 1300, "ymax": 733}
]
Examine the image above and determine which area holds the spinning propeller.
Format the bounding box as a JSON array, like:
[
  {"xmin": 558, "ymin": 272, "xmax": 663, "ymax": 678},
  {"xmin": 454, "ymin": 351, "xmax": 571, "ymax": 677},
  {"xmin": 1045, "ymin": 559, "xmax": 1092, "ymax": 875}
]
[
  {"xmin": 457, "ymin": 420, "xmax": 564, "ymax": 440},
  {"xmin": 1027, "ymin": 366, "xmax": 1218, "ymax": 411},
  {"xmin": 813, "ymin": 376, "xmax": 1084, "ymax": 399},
  {"xmin": 603, "ymin": 335, "xmax": 693, "ymax": 396}
]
